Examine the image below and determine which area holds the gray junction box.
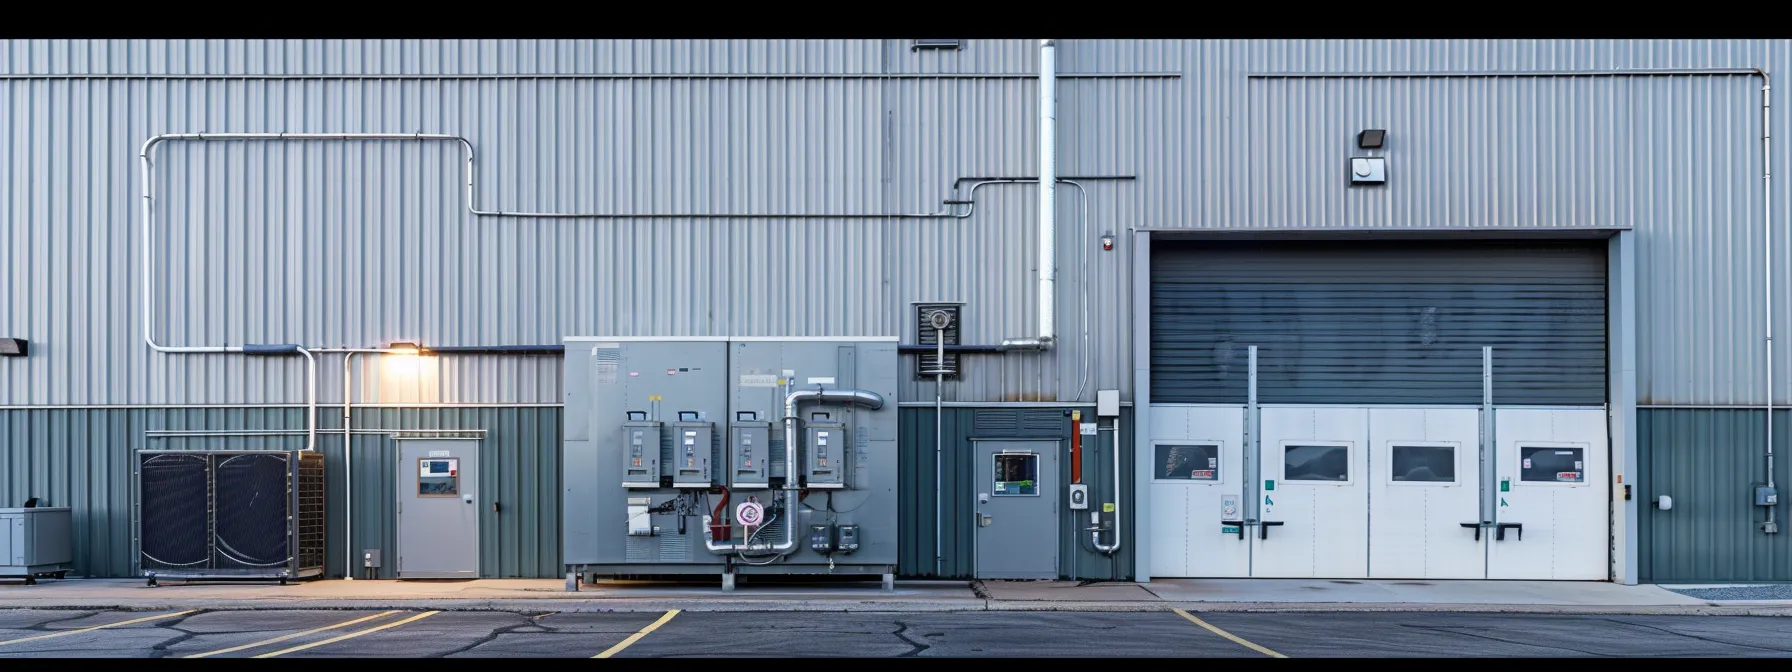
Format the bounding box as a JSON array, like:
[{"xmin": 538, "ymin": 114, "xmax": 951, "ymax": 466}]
[{"xmin": 561, "ymin": 337, "xmax": 899, "ymax": 587}]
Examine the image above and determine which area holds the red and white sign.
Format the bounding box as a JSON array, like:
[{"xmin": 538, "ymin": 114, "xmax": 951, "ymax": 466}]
[
  {"xmin": 1190, "ymin": 470, "xmax": 1215, "ymax": 480},
  {"xmin": 736, "ymin": 501, "xmax": 765, "ymax": 527},
  {"xmin": 1557, "ymin": 471, "xmax": 1582, "ymax": 481}
]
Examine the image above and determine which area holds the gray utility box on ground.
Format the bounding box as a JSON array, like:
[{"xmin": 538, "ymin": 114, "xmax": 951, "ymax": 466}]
[
  {"xmin": 0, "ymin": 507, "xmax": 74, "ymax": 584},
  {"xmin": 562, "ymin": 337, "xmax": 900, "ymax": 589}
]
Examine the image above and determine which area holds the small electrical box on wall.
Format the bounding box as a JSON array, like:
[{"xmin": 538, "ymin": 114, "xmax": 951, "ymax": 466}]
[{"xmin": 1068, "ymin": 483, "xmax": 1089, "ymax": 510}]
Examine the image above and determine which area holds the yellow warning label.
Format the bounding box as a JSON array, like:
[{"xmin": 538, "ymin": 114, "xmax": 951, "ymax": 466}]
[
  {"xmin": 1102, "ymin": 503, "xmax": 1116, "ymax": 513},
  {"xmin": 777, "ymin": 379, "xmax": 788, "ymax": 385}
]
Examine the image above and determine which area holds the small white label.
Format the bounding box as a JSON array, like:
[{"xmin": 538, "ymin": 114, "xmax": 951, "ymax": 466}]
[
  {"xmin": 808, "ymin": 377, "xmax": 836, "ymax": 385},
  {"xmin": 428, "ymin": 450, "xmax": 451, "ymax": 457},
  {"xmin": 739, "ymin": 374, "xmax": 779, "ymax": 388},
  {"xmin": 1079, "ymin": 423, "xmax": 1098, "ymax": 436},
  {"xmin": 1523, "ymin": 458, "xmax": 1532, "ymax": 469},
  {"xmin": 781, "ymin": 369, "xmax": 796, "ymax": 377},
  {"xmin": 1208, "ymin": 457, "xmax": 1217, "ymax": 468},
  {"xmin": 593, "ymin": 342, "xmax": 621, "ymax": 349}
]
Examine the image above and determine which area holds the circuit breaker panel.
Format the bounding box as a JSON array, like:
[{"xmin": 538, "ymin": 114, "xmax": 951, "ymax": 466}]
[{"xmin": 729, "ymin": 412, "xmax": 772, "ymax": 489}]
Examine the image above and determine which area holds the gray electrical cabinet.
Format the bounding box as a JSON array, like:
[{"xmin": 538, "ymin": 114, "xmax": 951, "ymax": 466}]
[
  {"xmin": 1, "ymin": 506, "xmax": 73, "ymax": 584},
  {"xmin": 729, "ymin": 412, "xmax": 772, "ymax": 489},
  {"xmin": 561, "ymin": 336, "xmax": 899, "ymax": 590}
]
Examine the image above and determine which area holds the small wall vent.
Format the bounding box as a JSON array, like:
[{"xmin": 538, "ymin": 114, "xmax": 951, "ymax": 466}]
[
  {"xmin": 914, "ymin": 302, "xmax": 962, "ymax": 379},
  {"xmin": 911, "ymin": 39, "xmax": 963, "ymax": 52}
]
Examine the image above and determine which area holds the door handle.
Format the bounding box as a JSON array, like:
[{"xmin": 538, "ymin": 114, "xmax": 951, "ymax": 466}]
[
  {"xmin": 1221, "ymin": 520, "xmax": 1248, "ymax": 540},
  {"xmin": 978, "ymin": 513, "xmax": 993, "ymax": 527},
  {"xmin": 1494, "ymin": 523, "xmax": 1523, "ymax": 541},
  {"xmin": 1460, "ymin": 521, "xmax": 1492, "ymax": 542},
  {"xmin": 1258, "ymin": 521, "xmax": 1283, "ymax": 540}
]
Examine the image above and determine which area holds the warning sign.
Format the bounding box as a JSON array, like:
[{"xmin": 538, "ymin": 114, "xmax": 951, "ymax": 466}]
[
  {"xmin": 736, "ymin": 502, "xmax": 765, "ymax": 527},
  {"xmin": 1190, "ymin": 470, "xmax": 1215, "ymax": 480},
  {"xmin": 1557, "ymin": 471, "xmax": 1582, "ymax": 482}
]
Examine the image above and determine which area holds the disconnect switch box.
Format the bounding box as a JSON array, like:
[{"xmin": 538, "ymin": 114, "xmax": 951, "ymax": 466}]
[
  {"xmin": 621, "ymin": 415, "xmax": 663, "ymax": 489},
  {"xmin": 672, "ymin": 413, "xmax": 716, "ymax": 489},
  {"xmin": 836, "ymin": 524, "xmax": 860, "ymax": 554},
  {"xmin": 804, "ymin": 412, "xmax": 848, "ymax": 489},
  {"xmin": 730, "ymin": 413, "xmax": 772, "ymax": 489},
  {"xmin": 808, "ymin": 524, "xmax": 835, "ymax": 554}
]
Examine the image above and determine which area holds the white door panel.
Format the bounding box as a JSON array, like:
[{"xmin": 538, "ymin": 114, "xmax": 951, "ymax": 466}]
[
  {"xmin": 1367, "ymin": 408, "xmax": 1485, "ymax": 579},
  {"xmin": 1254, "ymin": 406, "xmax": 1369, "ymax": 579},
  {"xmin": 1488, "ymin": 408, "xmax": 1609, "ymax": 580},
  {"xmin": 1147, "ymin": 406, "xmax": 1247, "ymax": 578}
]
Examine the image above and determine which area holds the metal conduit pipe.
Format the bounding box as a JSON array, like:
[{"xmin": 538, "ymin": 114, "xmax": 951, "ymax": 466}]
[
  {"xmin": 1004, "ymin": 38, "xmax": 1059, "ymax": 352},
  {"xmin": 1093, "ymin": 414, "xmax": 1123, "ymax": 556},
  {"xmin": 707, "ymin": 386, "xmax": 885, "ymax": 556}
]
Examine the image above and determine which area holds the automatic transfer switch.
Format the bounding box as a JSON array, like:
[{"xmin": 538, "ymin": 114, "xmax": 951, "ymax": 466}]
[
  {"xmin": 621, "ymin": 413, "xmax": 663, "ymax": 489},
  {"xmin": 730, "ymin": 412, "xmax": 772, "ymax": 489},
  {"xmin": 803, "ymin": 412, "xmax": 849, "ymax": 489},
  {"xmin": 672, "ymin": 412, "xmax": 716, "ymax": 489}
]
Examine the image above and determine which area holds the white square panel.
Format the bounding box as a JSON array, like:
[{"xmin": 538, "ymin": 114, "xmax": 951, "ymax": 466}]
[{"xmin": 1349, "ymin": 157, "xmax": 1386, "ymax": 184}]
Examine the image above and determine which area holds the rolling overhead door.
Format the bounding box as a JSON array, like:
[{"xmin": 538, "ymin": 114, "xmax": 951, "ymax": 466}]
[{"xmin": 1149, "ymin": 239, "xmax": 1608, "ymax": 406}]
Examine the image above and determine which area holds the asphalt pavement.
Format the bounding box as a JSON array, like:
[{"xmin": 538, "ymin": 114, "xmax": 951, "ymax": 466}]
[{"xmin": 1, "ymin": 608, "xmax": 1790, "ymax": 658}]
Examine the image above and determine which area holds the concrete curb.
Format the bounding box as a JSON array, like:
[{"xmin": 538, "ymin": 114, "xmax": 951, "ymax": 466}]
[{"xmin": 2, "ymin": 598, "xmax": 1789, "ymax": 616}]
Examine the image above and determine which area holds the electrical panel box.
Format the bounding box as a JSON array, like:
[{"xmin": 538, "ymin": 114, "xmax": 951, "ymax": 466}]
[
  {"xmin": 809, "ymin": 524, "xmax": 835, "ymax": 554},
  {"xmin": 671, "ymin": 413, "xmax": 716, "ymax": 489},
  {"xmin": 362, "ymin": 549, "xmax": 381, "ymax": 569},
  {"xmin": 620, "ymin": 417, "xmax": 664, "ymax": 489},
  {"xmin": 836, "ymin": 524, "xmax": 860, "ymax": 554},
  {"xmin": 1757, "ymin": 486, "xmax": 1780, "ymax": 507},
  {"xmin": 627, "ymin": 497, "xmax": 654, "ymax": 536},
  {"xmin": 730, "ymin": 412, "xmax": 772, "ymax": 489},
  {"xmin": 804, "ymin": 412, "xmax": 849, "ymax": 489}
]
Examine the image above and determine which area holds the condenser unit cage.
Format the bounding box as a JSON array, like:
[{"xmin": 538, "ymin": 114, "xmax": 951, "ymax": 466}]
[{"xmin": 133, "ymin": 449, "xmax": 326, "ymax": 585}]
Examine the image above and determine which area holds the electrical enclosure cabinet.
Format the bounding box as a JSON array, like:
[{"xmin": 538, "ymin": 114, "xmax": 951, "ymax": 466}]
[
  {"xmin": 620, "ymin": 418, "xmax": 663, "ymax": 489},
  {"xmin": 134, "ymin": 450, "xmax": 326, "ymax": 586},
  {"xmin": 561, "ymin": 337, "xmax": 899, "ymax": 585},
  {"xmin": 729, "ymin": 413, "xmax": 772, "ymax": 489},
  {"xmin": 804, "ymin": 413, "xmax": 849, "ymax": 489},
  {"xmin": 0, "ymin": 507, "xmax": 73, "ymax": 584},
  {"xmin": 671, "ymin": 414, "xmax": 717, "ymax": 489}
]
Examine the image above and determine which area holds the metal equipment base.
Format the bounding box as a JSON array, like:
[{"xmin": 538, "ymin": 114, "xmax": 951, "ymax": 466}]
[
  {"xmin": 141, "ymin": 568, "xmax": 323, "ymax": 587},
  {"xmin": 567, "ymin": 563, "xmax": 899, "ymax": 594},
  {"xmin": 1, "ymin": 564, "xmax": 72, "ymax": 586}
]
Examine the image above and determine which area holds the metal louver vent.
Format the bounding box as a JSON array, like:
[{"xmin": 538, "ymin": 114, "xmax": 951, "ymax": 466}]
[{"xmin": 914, "ymin": 303, "xmax": 962, "ymax": 379}]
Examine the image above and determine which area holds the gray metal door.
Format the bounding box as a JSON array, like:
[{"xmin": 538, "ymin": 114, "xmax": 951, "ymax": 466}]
[
  {"xmin": 397, "ymin": 439, "xmax": 480, "ymax": 578},
  {"xmin": 973, "ymin": 440, "xmax": 1059, "ymax": 579}
]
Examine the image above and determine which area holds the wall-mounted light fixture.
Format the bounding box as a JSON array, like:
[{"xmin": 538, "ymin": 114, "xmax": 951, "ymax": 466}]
[
  {"xmin": 912, "ymin": 39, "xmax": 962, "ymax": 51},
  {"xmin": 1357, "ymin": 129, "xmax": 1386, "ymax": 149},
  {"xmin": 0, "ymin": 338, "xmax": 27, "ymax": 357},
  {"xmin": 384, "ymin": 341, "xmax": 422, "ymax": 356}
]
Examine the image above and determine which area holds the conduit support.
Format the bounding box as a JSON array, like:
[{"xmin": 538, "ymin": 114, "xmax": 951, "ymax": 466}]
[{"xmin": 707, "ymin": 386, "xmax": 885, "ymax": 558}]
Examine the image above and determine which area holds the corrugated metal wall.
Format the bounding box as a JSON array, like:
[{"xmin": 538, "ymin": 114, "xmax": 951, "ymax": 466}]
[
  {"xmin": 1150, "ymin": 240, "xmax": 1609, "ymax": 405},
  {"xmin": 0, "ymin": 406, "xmax": 561, "ymax": 579},
  {"xmin": 3, "ymin": 39, "xmax": 1786, "ymax": 408},
  {"xmin": 896, "ymin": 406, "xmax": 1135, "ymax": 580},
  {"xmin": 1638, "ymin": 409, "xmax": 1791, "ymax": 583}
]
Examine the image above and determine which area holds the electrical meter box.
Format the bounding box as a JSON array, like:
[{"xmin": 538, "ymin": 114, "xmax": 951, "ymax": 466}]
[
  {"xmin": 808, "ymin": 524, "xmax": 835, "ymax": 554},
  {"xmin": 804, "ymin": 412, "xmax": 849, "ymax": 489},
  {"xmin": 620, "ymin": 416, "xmax": 664, "ymax": 489},
  {"xmin": 671, "ymin": 413, "xmax": 717, "ymax": 489},
  {"xmin": 729, "ymin": 412, "xmax": 772, "ymax": 489},
  {"xmin": 836, "ymin": 524, "xmax": 861, "ymax": 554}
]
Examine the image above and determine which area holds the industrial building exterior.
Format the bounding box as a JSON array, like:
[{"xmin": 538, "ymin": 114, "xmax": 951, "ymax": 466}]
[{"xmin": 0, "ymin": 38, "xmax": 1787, "ymax": 587}]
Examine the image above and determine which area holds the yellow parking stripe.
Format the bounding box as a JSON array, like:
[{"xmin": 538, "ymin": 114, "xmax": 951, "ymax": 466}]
[
  {"xmin": 593, "ymin": 610, "xmax": 680, "ymax": 659},
  {"xmin": 0, "ymin": 610, "xmax": 199, "ymax": 647},
  {"xmin": 184, "ymin": 610, "xmax": 402, "ymax": 658},
  {"xmin": 252, "ymin": 610, "xmax": 439, "ymax": 658},
  {"xmin": 1173, "ymin": 608, "xmax": 1288, "ymax": 658}
]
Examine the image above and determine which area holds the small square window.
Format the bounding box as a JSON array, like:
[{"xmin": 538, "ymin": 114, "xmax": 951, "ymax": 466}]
[
  {"xmin": 1285, "ymin": 445, "xmax": 1349, "ymax": 482},
  {"xmin": 1391, "ymin": 445, "xmax": 1455, "ymax": 483},
  {"xmin": 993, "ymin": 453, "xmax": 1039, "ymax": 496},
  {"xmin": 1520, "ymin": 446, "xmax": 1585, "ymax": 483},
  {"xmin": 1156, "ymin": 444, "xmax": 1219, "ymax": 481}
]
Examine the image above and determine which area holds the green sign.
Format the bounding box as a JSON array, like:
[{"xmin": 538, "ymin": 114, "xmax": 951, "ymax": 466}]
[
  {"xmin": 1221, "ymin": 525, "xmax": 1241, "ymax": 534},
  {"xmin": 1264, "ymin": 479, "xmax": 1276, "ymax": 491},
  {"xmin": 1500, "ymin": 479, "xmax": 1510, "ymax": 492}
]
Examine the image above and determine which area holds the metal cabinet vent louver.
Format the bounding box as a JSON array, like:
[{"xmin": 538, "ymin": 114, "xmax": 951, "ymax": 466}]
[
  {"xmin": 914, "ymin": 303, "xmax": 962, "ymax": 379},
  {"xmin": 135, "ymin": 450, "xmax": 325, "ymax": 585}
]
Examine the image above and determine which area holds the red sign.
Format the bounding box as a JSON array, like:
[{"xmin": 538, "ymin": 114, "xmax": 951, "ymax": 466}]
[
  {"xmin": 1190, "ymin": 470, "xmax": 1215, "ymax": 480},
  {"xmin": 1557, "ymin": 471, "xmax": 1581, "ymax": 481}
]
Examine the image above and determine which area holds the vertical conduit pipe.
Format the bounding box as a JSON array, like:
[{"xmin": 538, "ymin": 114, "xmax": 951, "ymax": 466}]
[
  {"xmin": 1764, "ymin": 74, "xmax": 1777, "ymax": 530},
  {"xmin": 1036, "ymin": 38, "xmax": 1057, "ymax": 347}
]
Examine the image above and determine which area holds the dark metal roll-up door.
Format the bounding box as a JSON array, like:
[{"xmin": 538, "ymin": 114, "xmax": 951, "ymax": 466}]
[{"xmin": 1150, "ymin": 239, "xmax": 1607, "ymax": 406}]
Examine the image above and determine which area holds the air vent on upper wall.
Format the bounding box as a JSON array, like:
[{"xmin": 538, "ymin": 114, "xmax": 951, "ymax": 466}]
[
  {"xmin": 914, "ymin": 302, "xmax": 962, "ymax": 379},
  {"xmin": 912, "ymin": 39, "xmax": 962, "ymax": 51}
]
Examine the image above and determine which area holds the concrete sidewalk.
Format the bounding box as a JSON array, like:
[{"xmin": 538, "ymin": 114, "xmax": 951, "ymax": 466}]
[{"xmin": 2, "ymin": 576, "xmax": 1789, "ymax": 616}]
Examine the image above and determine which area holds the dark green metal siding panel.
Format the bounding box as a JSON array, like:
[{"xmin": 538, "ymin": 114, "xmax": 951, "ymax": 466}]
[
  {"xmin": 1638, "ymin": 408, "xmax": 1792, "ymax": 583},
  {"xmin": 897, "ymin": 406, "xmax": 1135, "ymax": 581},
  {"xmin": 0, "ymin": 406, "xmax": 561, "ymax": 580},
  {"xmin": 1151, "ymin": 240, "xmax": 1608, "ymax": 406}
]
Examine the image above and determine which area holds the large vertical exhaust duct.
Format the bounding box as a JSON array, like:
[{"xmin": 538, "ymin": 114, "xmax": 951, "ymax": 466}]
[{"xmin": 1002, "ymin": 38, "xmax": 1058, "ymax": 352}]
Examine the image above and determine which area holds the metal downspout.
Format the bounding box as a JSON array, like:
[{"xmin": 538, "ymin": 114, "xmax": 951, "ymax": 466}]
[{"xmin": 1002, "ymin": 38, "xmax": 1059, "ymax": 352}]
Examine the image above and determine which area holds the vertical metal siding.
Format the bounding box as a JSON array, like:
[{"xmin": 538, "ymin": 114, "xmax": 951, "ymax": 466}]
[
  {"xmin": 0, "ymin": 406, "xmax": 560, "ymax": 579},
  {"xmin": 896, "ymin": 406, "xmax": 1134, "ymax": 580},
  {"xmin": 0, "ymin": 38, "xmax": 1787, "ymax": 406},
  {"xmin": 1151, "ymin": 240, "xmax": 1608, "ymax": 405},
  {"xmin": 1638, "ymin": 409, "xmax": 1791, "ymax": 583}
]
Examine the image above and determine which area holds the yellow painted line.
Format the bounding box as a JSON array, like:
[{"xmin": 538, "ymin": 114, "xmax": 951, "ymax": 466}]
[
  {"xmin": 1173, "ymin": 608, "xmax": 1288, "ymax": 658},
  {"xmin": 252, "ymin": 610, "xmax": 439, "ymax": 658},
  {"xmin": 184, "ymin": 610, "xmax": 402, "ymax": 658},
  {"xmin": 592, "ymin": 609, "xmax": 680, "ymax": 659},
  {"xmin": 0, "ymin": 610, "xmax": 199, "ymax": 647}
]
